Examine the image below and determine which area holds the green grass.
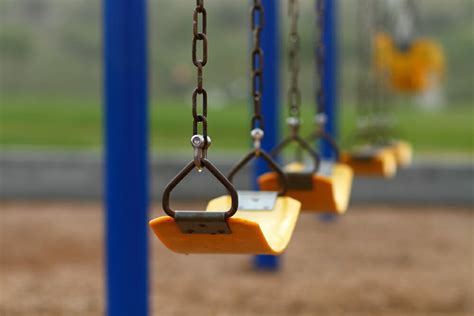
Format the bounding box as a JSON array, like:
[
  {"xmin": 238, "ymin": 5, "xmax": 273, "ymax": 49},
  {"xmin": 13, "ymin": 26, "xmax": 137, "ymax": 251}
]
[{"xmin": 0, "ymin": 96, "xmax": 472, "ymax": 154}]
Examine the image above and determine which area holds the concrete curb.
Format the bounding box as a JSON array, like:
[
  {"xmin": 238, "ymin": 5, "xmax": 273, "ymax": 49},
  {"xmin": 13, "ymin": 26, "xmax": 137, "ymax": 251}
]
[{"xmin": 1, "ymin": 151, "xmax": 473, "ymax": 205}]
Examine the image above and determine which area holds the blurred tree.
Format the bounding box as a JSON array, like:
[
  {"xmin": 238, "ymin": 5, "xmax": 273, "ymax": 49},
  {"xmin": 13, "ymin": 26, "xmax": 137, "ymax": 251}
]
[
  {"xmin": 0, "ymin": 0, "xmax": 471, "ymax": 104},
  {"xmin": 0, "ymin": 28, "xmax": 32, "ymax": 61}
]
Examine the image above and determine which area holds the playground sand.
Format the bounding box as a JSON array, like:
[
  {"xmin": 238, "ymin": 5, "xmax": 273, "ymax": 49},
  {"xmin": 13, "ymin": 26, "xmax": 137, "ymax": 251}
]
[{"xmin": 0, "ymin": 201, "xmax": 472, "ymax": 316}]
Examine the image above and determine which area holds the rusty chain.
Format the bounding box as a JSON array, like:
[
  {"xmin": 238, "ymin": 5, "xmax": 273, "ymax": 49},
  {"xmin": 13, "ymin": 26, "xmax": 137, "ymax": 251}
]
[
  {"xmin": 160, "ymin": 0, "xmax": 240, "ymax": 220},
  {"xmin": 288, "ymin": 0, "xmax": 301, "ymax": 123},
  {"xmin": 251, "ymin": 0, "xmax": 264, "ymax": 131},
  {"xmin": 226, "ymin": 1, "xmax": 289, "ymax": 195},
  {"xmin": 314, "ymin": 0, "xmax": 326, "ymax": 128},
  {"xmin": 399, "ymin": 0, "xmax": 418, "ymax": 48},
  {"xmin": 192, "ymin": 0, "xmax": 209, "ymax": 146},
  {"xmin": 355, "ymin": 0, "xmax": 373, "ymax": 123}
]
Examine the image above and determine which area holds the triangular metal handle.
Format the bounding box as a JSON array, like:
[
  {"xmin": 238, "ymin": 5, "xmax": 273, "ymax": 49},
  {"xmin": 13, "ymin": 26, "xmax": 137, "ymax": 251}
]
[
  {"xmin": 272, "ymin": 135, "xmax": 321, "ymax": 173},
  {"xmin": 162, "ymin": 159, "xmax": 239, "ymax": 218},
  {"xmin": 304, "ymin": 130, "xmax": 341, "ymax": 161},
  {"xmin": 227, "ymin": 149, "xmax": 288, "ymax": 196}
]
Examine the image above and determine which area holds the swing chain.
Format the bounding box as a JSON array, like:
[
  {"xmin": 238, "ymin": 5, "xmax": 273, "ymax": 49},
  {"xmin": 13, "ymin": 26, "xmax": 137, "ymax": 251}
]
[
  {"xmin": 192, "ymin": 0, "xmax": 209, "ymax": 153},
  {"xmin": 160, "ymin": 0, "xmax": 239, "ymax": 223},
  {"xmin": 288, "ymin": 0, "xmax": 301, "ymax": 132},
  {"xmin": 390, "ymin": 0, "xmax": 417, "ymax": 50},
  {"xmin": 407, "ymin": 0, "xmax": 419, "ymax": 37},
  {"xmin": 314, "ymin": 0, "xmax": 326, "ymax": 132},
  {"xmin": 355, "ymin": 0, "xmax": 372, "ymax": 129},
  {"xmin": 251, "ymin": 0, "xmax": 265, "ymax": 133},
  {"xmin": 406, "ymin": 0, "xmax": 418, "ymax": 48}
]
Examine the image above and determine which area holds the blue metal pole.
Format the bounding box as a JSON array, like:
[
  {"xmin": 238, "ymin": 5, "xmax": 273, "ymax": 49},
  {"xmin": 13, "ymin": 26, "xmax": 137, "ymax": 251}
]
[
  {"xmin": 321, "ymin": 0, "xmax": 338, "ymax": 159},
  {"xmin": 104, "ymin": 0, "xmax": 149, "ymax": 315},
  {"xmin": 319, "ymin": 0, "xmax": 339, "ymax": 222},
  {"xmin": 253, "ymin": 0, "xmax": 281, "ymax": 271}
]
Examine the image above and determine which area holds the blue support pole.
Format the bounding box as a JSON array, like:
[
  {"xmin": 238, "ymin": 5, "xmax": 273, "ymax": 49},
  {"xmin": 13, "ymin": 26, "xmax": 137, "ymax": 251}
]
[
  {"xmin": 253, "ymin": 0, "xmax": 281, "ymax": 271},
  {"xmin": 321, "ymin": 0, "xmax": 338, "ymax": 159},
  {"xmin": 319, "ymin": 0, "xmax": 339, "ymax": 222},
  {"xmin": 104, "ymin": 0, "xmax": 149, "ymax": 315}
]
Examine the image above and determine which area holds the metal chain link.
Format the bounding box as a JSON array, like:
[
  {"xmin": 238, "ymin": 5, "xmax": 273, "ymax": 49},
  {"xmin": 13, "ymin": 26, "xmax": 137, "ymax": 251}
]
[
  {"xmin": 373, "ymin": 0, "xmax": 388, "ymax": 118},
  {"xmin": 386, "ymin": 0, "xmax": 417, "ymax": 50},
  {"xmin": 407, "ymin": 0, "xmax": 419, "ymax": 35},
  {"xmin": 288, "ymin": 0, "xmax": 301, "ymax": 121},
  {"xmin": 355, "ymin": 0, "xmax": 373, "ymax": 125},
  {"xmin": 373, "ymin": 0, "xmax": 396, "ymax": 140},
  {"xmin": 401, "ymin": 0, "xmax": 417, "ymax": 47},
  {"xmin": 251, "ymin": 0, "xmax": 264, "ymax": 130},
  {"xmin": 314, "ymin": 0, "xmax": 326, "ymax": 127},
  {"xmin": 192, "ymin": 0, "xmax": 209, "ymax": 146}
]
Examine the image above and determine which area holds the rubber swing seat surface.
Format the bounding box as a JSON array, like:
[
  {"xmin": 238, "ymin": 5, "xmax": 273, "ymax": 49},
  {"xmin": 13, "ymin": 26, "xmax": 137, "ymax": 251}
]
[
  {"xmin": 257, "ymin": 162, "xmax": 353, "ymax": 213},
  {"xmin": 149, "ymin": 195, "xmax": 301, "ymax": 255},
  {"xmin": 340, "ymin": 147, "xmax": 397, "ymax": 178},
  {"xmin": 390, "ymin": 140, "xmax": 413, "ymax": 167}
]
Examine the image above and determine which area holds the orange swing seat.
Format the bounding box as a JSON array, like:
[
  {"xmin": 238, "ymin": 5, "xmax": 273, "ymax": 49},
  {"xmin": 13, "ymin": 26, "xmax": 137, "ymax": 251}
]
[
  {"xmin": 258, "ymin": 161, "xmax": 353, "ymax": 213},
  {"xmin": 150, "ymin": 193, "xmax": 300, "ymax": 255},
  {"xmin": 390, "ymin": 140, "xmax": 413, "ymax": 167},
  {"xmin": 340, "ymin": 146, "xmax": 397, "ymax": 178},
  {"xmin": 150, "ymin": 146, "xmax": 301, "ymax": 255}
]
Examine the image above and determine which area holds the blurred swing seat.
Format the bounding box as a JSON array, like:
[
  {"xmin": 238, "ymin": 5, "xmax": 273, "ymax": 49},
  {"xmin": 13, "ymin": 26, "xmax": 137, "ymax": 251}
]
[
  {"xmin": 150, "ymin": 192, "xmax": 301, "ymax": 255},
  {"xmin": 258, "ymin": 162, "xmax": 353, "ymax": 214},
  {"xmin": 390, "ymin": 140, "xmax": 413, "ymax": 167},
  {"xmin": 375, "ymin": 32, "xmax": 445, "ymax": 93},
  {"xmin": 340, "ymin": 146, "xmax": 397, "ymax": 178}
]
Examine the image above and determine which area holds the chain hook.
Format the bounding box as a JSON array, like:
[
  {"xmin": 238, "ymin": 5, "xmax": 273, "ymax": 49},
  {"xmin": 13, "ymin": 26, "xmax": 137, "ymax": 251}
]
[
  {"xmin": 286, "ymin": 117, "xmax": 300, "ymax": 138},
  {"xmin": 314, "ymin": 113, "xmax": 326, "ymax": 133},
  {"xmin": 251, "ymin": 0, "xmax": 265, "ymax": 134},
  {"xmin": 251, "ymin": 128, "xmax": 264, "ymax": 153},
  {"xmin": 191, "ymin": 134, "xmax": 211, "ymax": 171},
  {"xmin": 287, "ymin": 0, "xmax": 302, "ymax": 129}
]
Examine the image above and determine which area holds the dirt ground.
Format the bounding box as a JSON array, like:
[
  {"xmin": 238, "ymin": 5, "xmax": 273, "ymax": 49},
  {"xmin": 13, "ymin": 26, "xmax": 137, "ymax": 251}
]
[{"xmin": 0, "ymin": 201, "xmax": 472, "ymax": 316}]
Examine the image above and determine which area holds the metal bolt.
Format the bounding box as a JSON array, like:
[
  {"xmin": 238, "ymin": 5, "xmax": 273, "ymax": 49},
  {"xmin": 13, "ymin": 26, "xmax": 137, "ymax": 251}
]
[
  {"xmin": 286, "ymin": 117, "xmax": 300, "ymax": 127},
  {"xmin": 315, "ymin": 113, "xmax": 327, "ymax": 125},
  {"xmin": 191, "ymin": 135, "xmax": 205, "ymax": 147},
  {"xmin": 251, "ymin": 128, "xmax": 264, "ymax": 140},
  {"xmin": 251, "ymin": 128, "xmax": 264, "ymax": 149}
]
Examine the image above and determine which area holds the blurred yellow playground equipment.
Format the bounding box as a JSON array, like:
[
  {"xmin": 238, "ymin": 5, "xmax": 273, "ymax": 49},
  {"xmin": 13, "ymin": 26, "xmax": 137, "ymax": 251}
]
[{"xmin": 375, "ymin": 32, "xmax": 445, "ymax": 94}]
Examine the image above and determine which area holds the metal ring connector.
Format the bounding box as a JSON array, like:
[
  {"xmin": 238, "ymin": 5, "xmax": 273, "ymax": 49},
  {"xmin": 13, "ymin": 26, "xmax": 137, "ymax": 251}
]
[
  {"xmin": 286, "ymin": 117, "xmax": 300, "ymax": 137},
  {"xmin": 191, "ymin": 134, "xmax": 211, "ymax": 169},
  {"xmin": 315, "ymin": 113, "xmax": 327, "ymax": 126},
  {"xmin": 250, "ymin": 128, "xmax": 264, "ymax": 150}
]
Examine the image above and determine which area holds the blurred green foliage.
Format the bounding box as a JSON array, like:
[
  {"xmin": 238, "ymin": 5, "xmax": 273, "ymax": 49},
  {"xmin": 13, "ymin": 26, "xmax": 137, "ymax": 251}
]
[
  {"xmin": 0, "ymin": 27, "xmax": 32, "ymax": 60},
  {"xmin": 0, "ymin": 0, "xmax": 473, "ymax": 102},
  {"xmin": 1, "ymin": 96, "xmax": 472, "ymax": 154},
  {"xmin": 0, "ymin": 0, "xmax": 472, "ymax": 154}
]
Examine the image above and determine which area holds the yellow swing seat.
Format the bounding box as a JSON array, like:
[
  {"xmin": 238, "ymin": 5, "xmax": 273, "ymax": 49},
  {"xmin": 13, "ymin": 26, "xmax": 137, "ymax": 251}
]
[
  {"xmin": 150, "ymin": 192, "xmax": 300, "ymax": 255},
  {"xmin": 258, "ymin": 162, "xmax": 353, "ymax": 213},
  {"xmin": 340, "ymin": 146, "xmax": 397, "ymax": 178},
  {"xmin": 390, "ymin": 140, "xmax": 413, "ymax": 167}
]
